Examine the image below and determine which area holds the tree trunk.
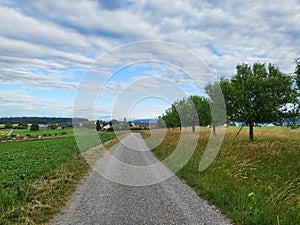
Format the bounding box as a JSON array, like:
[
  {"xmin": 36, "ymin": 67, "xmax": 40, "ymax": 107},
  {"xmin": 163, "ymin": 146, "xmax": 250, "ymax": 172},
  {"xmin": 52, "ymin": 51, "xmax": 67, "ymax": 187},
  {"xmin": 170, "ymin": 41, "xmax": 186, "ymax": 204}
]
[
  {"xmin": 192, "ymin": 125, "xmax": 195, "ymax": 133},
  {"xmin": 212, "ymin": 124, "xmax": 216, "ymax": 136},
  {"xmin": 249, "ymin": 122, "xmax": 254, "ymax": 141}
]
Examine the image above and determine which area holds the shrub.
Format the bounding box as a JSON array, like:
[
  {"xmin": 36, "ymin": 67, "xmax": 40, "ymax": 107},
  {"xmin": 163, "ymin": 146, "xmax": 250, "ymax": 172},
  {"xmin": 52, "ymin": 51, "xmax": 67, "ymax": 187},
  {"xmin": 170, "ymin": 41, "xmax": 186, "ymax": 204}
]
[
  {"xmin": 4, "ymin": 123, "xmax": 13, "ymax": 129},
  {"xmin": 30, "ymin": 123, "xmax": 39, "ymax": 131}
]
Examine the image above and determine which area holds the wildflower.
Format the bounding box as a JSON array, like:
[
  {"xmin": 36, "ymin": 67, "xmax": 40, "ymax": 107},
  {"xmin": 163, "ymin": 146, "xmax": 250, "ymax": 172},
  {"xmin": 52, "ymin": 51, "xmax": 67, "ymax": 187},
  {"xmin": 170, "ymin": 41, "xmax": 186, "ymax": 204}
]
[{"xmin": 248, "ymin": 192, "xmax": 255, "ymax": 197}]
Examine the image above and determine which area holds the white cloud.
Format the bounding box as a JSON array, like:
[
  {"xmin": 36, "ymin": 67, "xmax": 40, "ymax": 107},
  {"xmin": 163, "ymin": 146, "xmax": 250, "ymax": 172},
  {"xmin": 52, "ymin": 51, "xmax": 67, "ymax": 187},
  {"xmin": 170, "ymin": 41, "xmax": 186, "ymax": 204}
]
[
  {"xmin": 0, "ymin": 90, "xmax": 72, "ymax": 116},
  {"xmin": 0, "ymin": 0, "xmax": 299, "ymax": 117},
  {"xmin": 0, "ymin": 68, "xmax": 77, "ymax": 89}
]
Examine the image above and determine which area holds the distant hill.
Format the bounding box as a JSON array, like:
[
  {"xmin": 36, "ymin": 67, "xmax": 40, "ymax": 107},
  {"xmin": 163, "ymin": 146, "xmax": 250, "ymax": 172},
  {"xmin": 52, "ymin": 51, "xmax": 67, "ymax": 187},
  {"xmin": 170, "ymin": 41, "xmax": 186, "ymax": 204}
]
[{"xmin": 0, "ymin": 117, "xmax": 88, "ymax": 124}]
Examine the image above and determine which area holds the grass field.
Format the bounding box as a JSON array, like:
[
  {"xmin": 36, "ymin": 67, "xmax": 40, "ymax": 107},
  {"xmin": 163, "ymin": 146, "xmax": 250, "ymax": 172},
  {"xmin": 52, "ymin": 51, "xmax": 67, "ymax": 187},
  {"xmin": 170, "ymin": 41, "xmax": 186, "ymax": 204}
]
[
  {"xmin": 141, "ymin": 126, "xmax": 300, "ymax": 225},
  {"xmin": 0, "ymin": 131, "xmax": 117, "ymax": 225},
  {"xmin": 11, "ymin": 128, "xmax": 74, "ymax": 136}
]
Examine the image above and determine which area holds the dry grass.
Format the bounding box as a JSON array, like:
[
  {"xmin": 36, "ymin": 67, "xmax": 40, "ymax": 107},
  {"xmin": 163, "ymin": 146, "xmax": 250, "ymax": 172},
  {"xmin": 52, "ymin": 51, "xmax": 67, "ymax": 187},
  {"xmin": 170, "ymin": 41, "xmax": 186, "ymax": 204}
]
[{"xmin": 139, "ymin": 126, "xmax": 300, "ymax": 225}]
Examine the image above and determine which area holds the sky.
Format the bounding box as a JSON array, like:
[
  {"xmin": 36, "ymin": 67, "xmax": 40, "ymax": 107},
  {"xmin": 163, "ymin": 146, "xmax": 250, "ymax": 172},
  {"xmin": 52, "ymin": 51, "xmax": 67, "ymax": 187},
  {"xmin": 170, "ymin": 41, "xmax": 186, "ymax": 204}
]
[{"xmin": 0, "ymin": 0, "xmax": 300, "ymax": 120}]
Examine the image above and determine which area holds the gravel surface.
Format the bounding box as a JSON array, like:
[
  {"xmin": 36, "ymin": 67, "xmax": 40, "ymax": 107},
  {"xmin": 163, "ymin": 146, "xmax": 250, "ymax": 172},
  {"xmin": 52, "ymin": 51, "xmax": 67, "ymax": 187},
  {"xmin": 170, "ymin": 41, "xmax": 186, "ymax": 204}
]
[{"xmin": 50, "ymin": 133, "xmax": 232, "ymax": 225}]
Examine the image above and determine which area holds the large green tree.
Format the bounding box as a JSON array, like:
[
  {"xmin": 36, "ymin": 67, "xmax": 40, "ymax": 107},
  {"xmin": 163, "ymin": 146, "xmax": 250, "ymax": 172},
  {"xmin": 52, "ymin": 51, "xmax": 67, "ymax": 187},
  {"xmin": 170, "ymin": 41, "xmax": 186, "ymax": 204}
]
[
  {"xmin": 162, "ymin": 103, "xmax": 180, "ymax": 130},
  {"xmin": 221, "ymin": 63, "xmax": 298, "ymax": 141},
  {"xmin": 161, "ymin": 96, "xmax": 210, "ymax": 132},
  {"xmin": 204, "ymin": 82, "xmax": 227, "ymax": 135},
  {"xmin": 175, "ymin": 98, "xmax": 199, "ymax": 132},
  {"xmin": 190, "ymin": 95, "xmax": 211, "ymax": 127}
]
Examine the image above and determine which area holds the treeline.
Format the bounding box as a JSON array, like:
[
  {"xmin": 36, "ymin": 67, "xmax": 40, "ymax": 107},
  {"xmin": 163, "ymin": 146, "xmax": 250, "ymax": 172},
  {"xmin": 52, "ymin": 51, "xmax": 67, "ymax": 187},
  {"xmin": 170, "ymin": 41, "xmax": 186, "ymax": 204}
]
[
  {"xmin": 158, "ymin": 62, "xmax": 300, "ymax": 141},
  {"xmin": 0, "ymin": 117, "xmax": 88, "ymax": 124}
]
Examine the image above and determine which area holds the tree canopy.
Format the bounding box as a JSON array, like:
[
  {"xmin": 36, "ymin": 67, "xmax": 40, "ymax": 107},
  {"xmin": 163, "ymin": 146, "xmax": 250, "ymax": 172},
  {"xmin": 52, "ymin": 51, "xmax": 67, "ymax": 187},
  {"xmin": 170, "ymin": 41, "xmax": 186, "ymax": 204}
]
[
  {"xmin": 30, "ymin": 123, "xmax": 39, "ymax": 131},
  {"xmin": 220, "ymin": 63, "xmax": 298, "ymax": 140},
  {"xmin": 160, "ymin": 96, "xmax": 210, "ymax": 132}
]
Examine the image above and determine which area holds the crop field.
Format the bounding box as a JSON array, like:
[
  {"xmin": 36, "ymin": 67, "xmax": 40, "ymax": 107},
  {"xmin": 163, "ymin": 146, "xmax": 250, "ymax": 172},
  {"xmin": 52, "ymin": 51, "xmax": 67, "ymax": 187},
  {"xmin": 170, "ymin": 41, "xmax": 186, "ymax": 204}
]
[
  {"xmin": 141, "ymin": 126, "xmax": 300, "ymax": 225},
  {"xmin": 0, "ymin": 132, "xmax": 117, "ymax": 225}
]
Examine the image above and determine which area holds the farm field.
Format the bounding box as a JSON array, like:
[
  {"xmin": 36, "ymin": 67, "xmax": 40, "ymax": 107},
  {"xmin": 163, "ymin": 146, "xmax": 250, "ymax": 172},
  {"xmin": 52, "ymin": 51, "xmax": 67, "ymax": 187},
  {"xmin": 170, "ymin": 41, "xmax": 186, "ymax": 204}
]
[
  {"xmin": 11, "ymin": 128, "xmax": 74, "ymax": 136},
  {"xmin": 141, "ymin": 126, "xmax": 300, "ymax": 225},
  {"xmin": 0, "ymin": 132, "xmax": 117, "ymax": 225}
]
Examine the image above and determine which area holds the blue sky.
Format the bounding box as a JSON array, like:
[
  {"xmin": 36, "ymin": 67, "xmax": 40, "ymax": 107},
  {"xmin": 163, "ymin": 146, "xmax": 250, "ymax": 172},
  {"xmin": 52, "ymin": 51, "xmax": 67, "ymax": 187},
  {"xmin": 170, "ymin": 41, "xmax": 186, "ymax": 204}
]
[{"xmin": 0, "ymin": 0, "xmax": 300, "ymax": 120}]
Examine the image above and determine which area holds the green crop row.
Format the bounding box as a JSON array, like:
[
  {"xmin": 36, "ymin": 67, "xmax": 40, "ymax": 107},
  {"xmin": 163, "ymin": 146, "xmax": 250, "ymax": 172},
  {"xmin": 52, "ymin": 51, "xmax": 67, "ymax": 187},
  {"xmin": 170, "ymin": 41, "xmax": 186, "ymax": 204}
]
[{"xmin": 0, "ymin": 131, "xmax": 117, "ymax": 224}]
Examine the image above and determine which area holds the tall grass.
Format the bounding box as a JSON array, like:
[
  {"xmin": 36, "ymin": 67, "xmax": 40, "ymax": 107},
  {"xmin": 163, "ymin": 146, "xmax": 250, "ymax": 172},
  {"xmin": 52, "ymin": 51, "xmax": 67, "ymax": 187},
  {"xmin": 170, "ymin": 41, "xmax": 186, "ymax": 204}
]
[{"xmin": 144, "ymin": 127, "xmax": 300, "ymax": 225}]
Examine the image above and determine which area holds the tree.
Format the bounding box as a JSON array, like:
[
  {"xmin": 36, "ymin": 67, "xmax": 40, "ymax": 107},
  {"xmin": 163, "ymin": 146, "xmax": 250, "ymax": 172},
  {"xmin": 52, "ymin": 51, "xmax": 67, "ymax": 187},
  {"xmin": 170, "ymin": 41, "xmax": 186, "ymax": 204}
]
[
  {"xmin": 96, "ymin": 120, "xmax": 101, "ymax": 131},
  {"xmin": 4, "ymin": 123, "xmax": 13, "ymax": 129},
  {"xmin": 295, "ymin": 58, "xmax": 300, "ymax": 89},
  {"xmin": 204, "ymin": 82, "xmax": 227, "ymax": 135},
  {"xmin": 30, "ymin": 123, "xmax": 39, "ymax": 131},
  {"xmin": 156, "ymin": 116, "xmax": 166, "ymax": 128},
  {"xmin": 222, "ymin": 63, "xmax": 298, "ymax": 141},
  {"xmin": 287, "ymin": 58, "xmax": 300, "ymax": 128},
  {"xmin": 18, "ymin": 122, "xmax": 28, "ymax": 129},
  {"xmin": 162, "ymin": 104, "xmax": 180, "ymax": 130},
  {"xmin": 161, "ymin": 97, "xmax": 199, "ymax": 132},
  {"xmin": 190, "ymin": 95, "xmax": 211, "ymax": 127},
  {"xmin": 48, "ymin": 123, "xmax": 58, "ymax": 129}
]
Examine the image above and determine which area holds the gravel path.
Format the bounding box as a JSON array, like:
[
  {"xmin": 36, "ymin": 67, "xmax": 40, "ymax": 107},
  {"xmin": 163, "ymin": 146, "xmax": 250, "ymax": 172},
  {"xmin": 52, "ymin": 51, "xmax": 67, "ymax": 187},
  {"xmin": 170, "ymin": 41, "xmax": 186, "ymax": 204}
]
[{"xmin": 50, "ymin": 133, "xmax": 231, "ymax": 225}]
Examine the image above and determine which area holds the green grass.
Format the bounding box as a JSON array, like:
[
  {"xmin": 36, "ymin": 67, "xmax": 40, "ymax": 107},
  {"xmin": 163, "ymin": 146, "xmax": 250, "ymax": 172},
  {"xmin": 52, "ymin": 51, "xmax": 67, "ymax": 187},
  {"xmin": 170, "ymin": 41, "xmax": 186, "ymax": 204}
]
[
  {"xmin": 11, "ymin": 128, "xmax": 74, "ymax": 136},
  {"xmin": 0, "ymin": 131, "xmax": 117, "ymax": 225},
  {"xmin": 141, "ymin": 127, "xmax": 300, "ymax": 225}
]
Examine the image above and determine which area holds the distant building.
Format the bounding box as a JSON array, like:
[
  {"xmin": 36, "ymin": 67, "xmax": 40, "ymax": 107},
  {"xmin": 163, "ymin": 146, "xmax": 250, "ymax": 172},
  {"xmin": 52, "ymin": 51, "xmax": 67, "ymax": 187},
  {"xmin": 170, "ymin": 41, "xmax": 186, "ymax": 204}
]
[{"xmin": 58, "ymin": 122, "xmax": 72, "ymax": 129}]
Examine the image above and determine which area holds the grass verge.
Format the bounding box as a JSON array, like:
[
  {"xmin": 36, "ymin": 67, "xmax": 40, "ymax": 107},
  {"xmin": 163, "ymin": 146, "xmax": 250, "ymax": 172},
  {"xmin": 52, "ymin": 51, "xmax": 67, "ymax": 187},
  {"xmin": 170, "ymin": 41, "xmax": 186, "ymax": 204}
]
[{"xmin": 140, "ymin": 127, "xmax": 300, "ymax": 225}]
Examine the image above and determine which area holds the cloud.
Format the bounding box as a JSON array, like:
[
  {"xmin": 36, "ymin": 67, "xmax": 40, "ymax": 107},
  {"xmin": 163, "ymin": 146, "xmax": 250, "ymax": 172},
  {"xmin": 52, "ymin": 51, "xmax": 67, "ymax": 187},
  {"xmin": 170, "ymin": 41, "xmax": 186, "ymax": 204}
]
[
  {"xmin": 1, "ymin": 0, "xmax": 300, "ymax": 118},
  {"xmin": 0, "ymin": 68, "xmax": 77, "ymax": 89},
  {"xmin": 0, "ymin": 7, "xmax": 90, "ymax": 50},
  {"xmin": 0, "ymin": 90, "xmax": 72, "ymax": 116}
]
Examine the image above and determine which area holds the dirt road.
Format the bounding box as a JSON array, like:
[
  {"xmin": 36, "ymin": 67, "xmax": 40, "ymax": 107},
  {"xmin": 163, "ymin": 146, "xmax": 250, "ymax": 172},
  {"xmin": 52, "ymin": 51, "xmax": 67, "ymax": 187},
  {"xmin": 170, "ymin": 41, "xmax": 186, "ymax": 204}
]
[{"xmin": 50, "ymin": 133, "xmax": 231, "ymax": 225}]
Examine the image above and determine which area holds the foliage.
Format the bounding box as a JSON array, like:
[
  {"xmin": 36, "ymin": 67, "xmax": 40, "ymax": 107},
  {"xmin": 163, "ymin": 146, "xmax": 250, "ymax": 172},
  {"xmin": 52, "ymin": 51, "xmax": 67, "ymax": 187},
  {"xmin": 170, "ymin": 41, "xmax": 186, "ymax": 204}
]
[
  {"xmin": 0, "ymin": 117, "xmax": 88, "ymax": 125},
  {"xmin": 48, "ymin": 123, "xmax": 58, "ymax": 129},
  {"xmin": 4, "ymin": 123, "xmax": 13, "ymax": 129},
  {"xmin": 17, "ymin": 122, "xmax": 28, "ymax": 129},
  {"xmin": 204, "ymin": 83, "xmax": 227, "ymax": 135},
  {"xmin": 220, "ymin": 63, "xmax": 298, "ymax": 141},
  {"xmin": 161, "ymin": 96, "xmax": 210, "ymax": 132},
  {"xmin": 162, "ymin": 103, "xmax": 180, "ymax": 130},
  {"xmin": 30, "ymin": 123, "xmax": 39, "ymax": 131},
  {"xmin": 190, "ymin": 96, "xmax": 211, "ymax": 126},
  {"xmin": 147, "ymin": 127, "xmax": 300, "ymax": 225},
  {"xmin": 295, "ymin": 58, "xmax": 300, "ymax": 89},
  {"xmin": 96, "ymin": 120, "xmax": 101, "ymax": 131},
  {"xmin": 106, "ymin": 127, "xmax": 114, "ymax": 132},
  {"xmin": 130, "ymin": 127, "xmax": 149, "ymax": 130}
]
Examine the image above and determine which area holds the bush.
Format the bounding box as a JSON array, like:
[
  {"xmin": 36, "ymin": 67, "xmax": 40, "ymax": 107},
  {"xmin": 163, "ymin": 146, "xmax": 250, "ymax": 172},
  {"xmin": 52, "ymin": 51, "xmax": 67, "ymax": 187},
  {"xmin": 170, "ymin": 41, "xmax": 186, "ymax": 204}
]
[
  {"xmin": 4, "ymin": 123, "xmax": 13, "ymax": 129},
  {"xmin": 30, "ymin": 123, "xmax": 39, "ymax": 131},
  {"xmin": 17, "ymin": 122, "xmax": 28, "ymax": 129},
  {"xmin": 106, "ymin": 127, "xmax": 114, "ymax": 132},
  {"xmin": 48, "ymin": 123, "xmax": 58, "ymax": 129},
  {"xmin": 130, "ymin": 127, "xmax": 149, "ymax": 130}
]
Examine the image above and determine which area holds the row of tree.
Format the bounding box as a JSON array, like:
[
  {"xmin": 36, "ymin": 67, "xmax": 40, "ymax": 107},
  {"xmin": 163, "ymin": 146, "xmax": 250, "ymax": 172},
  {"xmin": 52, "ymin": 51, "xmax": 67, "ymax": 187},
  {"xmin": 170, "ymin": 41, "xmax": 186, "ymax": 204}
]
[
  {"xmin": 0, "ymin": 117, "xmax": 88, "ymax": 125},
  {"xmin": 3, "ymin": 122, "xmax": 59, "ymax": 130},
  {"xmin": 158, "ymin": 62, "xmax": 300, "ymax": 141}
]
